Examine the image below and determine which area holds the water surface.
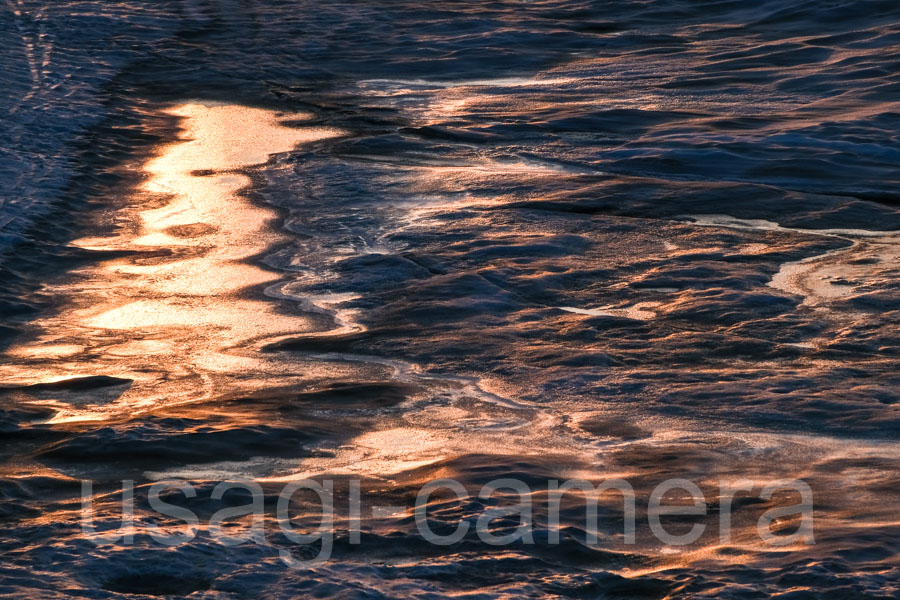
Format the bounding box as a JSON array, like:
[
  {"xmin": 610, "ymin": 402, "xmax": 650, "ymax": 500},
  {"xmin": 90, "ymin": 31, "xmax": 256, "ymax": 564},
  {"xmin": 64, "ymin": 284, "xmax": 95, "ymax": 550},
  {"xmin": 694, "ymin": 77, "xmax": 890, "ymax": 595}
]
[{"xmin": 1, "ymin": 1, "xmax": 899, "ymax": 598}]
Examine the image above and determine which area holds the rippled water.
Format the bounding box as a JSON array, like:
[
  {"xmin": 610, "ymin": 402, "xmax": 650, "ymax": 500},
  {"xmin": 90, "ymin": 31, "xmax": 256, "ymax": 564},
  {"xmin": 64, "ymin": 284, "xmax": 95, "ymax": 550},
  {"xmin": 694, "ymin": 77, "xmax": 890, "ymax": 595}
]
[{"xmin": 1, "ymin": 1, "xmax": 899, "ymax": 598}]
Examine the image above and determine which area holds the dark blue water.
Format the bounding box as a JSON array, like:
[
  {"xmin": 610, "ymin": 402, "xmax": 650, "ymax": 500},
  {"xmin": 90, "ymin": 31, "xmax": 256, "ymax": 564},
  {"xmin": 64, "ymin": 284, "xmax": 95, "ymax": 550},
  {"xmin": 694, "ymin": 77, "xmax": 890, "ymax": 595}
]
[{"xmin": 1, "ymin": 1, "xmax": 899, "ymax": 598}]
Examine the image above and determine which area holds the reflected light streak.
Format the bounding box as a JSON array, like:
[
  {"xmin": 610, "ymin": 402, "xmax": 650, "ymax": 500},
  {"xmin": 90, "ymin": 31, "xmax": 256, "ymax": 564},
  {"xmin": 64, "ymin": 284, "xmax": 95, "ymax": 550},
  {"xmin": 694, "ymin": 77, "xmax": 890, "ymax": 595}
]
[{"xmin": 1, "ymin": 103, "xmax": 343, "ymax": 422}]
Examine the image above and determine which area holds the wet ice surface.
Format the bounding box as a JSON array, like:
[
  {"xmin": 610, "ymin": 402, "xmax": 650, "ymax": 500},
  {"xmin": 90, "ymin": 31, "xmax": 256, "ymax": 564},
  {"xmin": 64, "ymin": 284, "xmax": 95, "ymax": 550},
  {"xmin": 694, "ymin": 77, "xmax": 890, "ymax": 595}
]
[{"xmin": 1, "ymin": 0, "xmax": 900, "ymax": 598}]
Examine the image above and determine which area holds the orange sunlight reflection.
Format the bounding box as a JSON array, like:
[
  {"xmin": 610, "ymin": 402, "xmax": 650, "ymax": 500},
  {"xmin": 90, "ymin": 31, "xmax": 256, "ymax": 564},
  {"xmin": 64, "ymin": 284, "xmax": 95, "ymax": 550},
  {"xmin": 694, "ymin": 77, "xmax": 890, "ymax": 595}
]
[{"xmin": 2, "ymin": 103, "xmax": 343, "ymax": 423}]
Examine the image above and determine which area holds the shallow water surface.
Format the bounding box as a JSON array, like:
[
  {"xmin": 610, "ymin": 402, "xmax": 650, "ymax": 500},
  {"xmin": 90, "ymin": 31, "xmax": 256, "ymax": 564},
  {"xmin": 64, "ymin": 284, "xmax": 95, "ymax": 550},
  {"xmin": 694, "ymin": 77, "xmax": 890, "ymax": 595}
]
[{"xmin": 1, "ymin": 1, "xmax": 899, "ymax": 598}]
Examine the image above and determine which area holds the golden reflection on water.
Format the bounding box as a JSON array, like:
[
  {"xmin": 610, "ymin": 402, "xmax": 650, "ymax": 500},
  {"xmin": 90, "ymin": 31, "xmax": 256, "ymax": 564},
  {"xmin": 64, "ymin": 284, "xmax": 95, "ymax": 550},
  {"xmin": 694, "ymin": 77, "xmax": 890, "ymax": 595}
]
[
  {"xmin": 91, "ymin": 104, "xmax": 341, "ymax": 332},
  {"xmin": 2, "ymin": 103, "xmax": 342, "ymax": 422}
]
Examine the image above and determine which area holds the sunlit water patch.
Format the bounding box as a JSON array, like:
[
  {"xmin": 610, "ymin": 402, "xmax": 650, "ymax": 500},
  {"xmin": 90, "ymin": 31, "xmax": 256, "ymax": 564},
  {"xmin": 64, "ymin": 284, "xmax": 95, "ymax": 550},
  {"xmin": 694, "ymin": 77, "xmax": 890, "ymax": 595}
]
[{"xmin": 0, "ymin": 103, "xmax": 343, "ymax": 423}]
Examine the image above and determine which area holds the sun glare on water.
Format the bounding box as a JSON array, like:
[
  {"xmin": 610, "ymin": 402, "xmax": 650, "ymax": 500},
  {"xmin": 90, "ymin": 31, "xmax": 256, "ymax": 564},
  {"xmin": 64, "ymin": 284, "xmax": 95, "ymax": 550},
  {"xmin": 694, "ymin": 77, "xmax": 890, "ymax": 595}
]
[{"xmin": 2, "ymin": 104, "xmax": 343, "ymax": 422}]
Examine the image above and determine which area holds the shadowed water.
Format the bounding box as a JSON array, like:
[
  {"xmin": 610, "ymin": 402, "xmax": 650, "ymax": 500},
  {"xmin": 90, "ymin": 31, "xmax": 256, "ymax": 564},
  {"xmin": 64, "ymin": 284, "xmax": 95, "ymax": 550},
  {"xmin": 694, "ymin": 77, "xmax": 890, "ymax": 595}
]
[{"xmin": 1, "ymin": 1, "xmax": 899, "ymax": 598}]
